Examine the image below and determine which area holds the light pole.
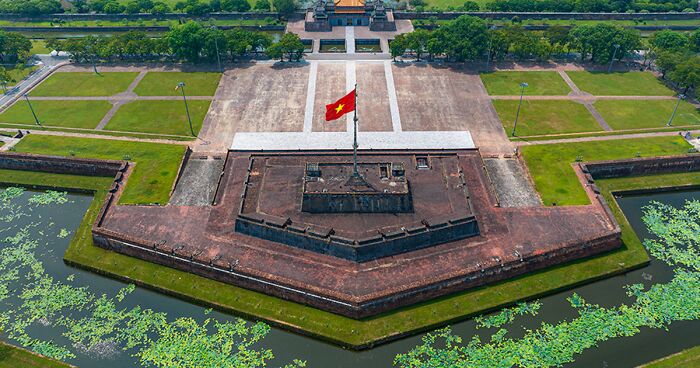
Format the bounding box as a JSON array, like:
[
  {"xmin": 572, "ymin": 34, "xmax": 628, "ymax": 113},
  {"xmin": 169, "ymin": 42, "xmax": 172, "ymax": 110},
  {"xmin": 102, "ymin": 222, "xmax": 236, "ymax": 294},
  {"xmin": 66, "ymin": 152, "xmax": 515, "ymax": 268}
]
[
  {"xmin": 486, "ymin": 25, "xmax": 497, "ymax": 70},
  {"xmin": 1, "ymin": 80, "xmax": 7, "ymax": 94},
  {"xmin": 177, "ymin": 82, "xmax": 195, "ymax": 136},
  {"xmin": 511, "ymin": 82, "xmax": 528, "ymax": 137},
  {"xmin": 666, "ymin": 93, "xmax": 685, "ymax": 127},
  {"xmin": 211, "ymin": 26, "xmax": 223, "ymax": 73},
  {"xmin": 608, "ymin": 44, "xmax": 621, "ymax": 73},
  {"xmin": 23, "ymin": 94, "xmax": 41, "ymax": 127}
]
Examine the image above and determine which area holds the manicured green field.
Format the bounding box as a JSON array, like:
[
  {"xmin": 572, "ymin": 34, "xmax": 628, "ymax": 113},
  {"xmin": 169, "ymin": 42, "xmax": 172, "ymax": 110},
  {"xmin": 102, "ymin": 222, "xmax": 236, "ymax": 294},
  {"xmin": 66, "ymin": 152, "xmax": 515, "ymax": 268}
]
[
  {"xmin": 12, "ymin": 135, "xmax": 185, "ymax": 205},
  {"xmin": 133, "ymin": 72, "xmax": 222, "ymax": 96},
  {"xmin": 481, "ymin": 71, "xmax": 571, "ymax": 96},
  {"xmin": 29, "ymin": 39, "xmax": 50, "ymax": 55},
  {"xmin": 106, "ymin": 100, "xmax": 211, "ymax": 136},
  {"xmin": 493, "ymin": 100, "xmax": 602, "ymax": 136},
  {"xmin": 640, "ymin": 345, "xmax": 700, "ymax": 368},
  {"xmin": 566, "ymin": 71, "xmax": 674, "ymax": 96},
  {"xmin": 595, "ymin": 99, "xmax": 700, "ymax": 130},
  {"xmin": 0, "ymin": 100, "xmax": 112, "ymax": 129},
  {"xmin": 521, "ymin": 136, "xmax": 693, "ymax": 206},
  {"xmin": 0, "ymin": 341, "xmax": 73, "ymax": 368},
  {"xmin": 30, "ymin": 72, "xmax": 139, "ymax": 97}
]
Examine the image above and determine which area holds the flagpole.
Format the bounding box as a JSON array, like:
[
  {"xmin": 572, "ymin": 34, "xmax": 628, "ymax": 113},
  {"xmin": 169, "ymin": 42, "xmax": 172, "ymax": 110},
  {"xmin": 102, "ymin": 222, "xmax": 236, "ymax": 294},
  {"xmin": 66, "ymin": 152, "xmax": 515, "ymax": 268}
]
[{"xmin": 353, "ymin": 83, "xmax": 359, "ymax": 177}]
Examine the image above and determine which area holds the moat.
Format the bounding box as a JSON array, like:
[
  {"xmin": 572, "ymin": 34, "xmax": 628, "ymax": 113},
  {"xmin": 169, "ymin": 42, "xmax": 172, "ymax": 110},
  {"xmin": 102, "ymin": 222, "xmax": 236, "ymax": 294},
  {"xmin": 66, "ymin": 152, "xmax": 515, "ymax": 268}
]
[{"xmin": 0, "ymin": 187, "xmax": 697, "ymax": 368}]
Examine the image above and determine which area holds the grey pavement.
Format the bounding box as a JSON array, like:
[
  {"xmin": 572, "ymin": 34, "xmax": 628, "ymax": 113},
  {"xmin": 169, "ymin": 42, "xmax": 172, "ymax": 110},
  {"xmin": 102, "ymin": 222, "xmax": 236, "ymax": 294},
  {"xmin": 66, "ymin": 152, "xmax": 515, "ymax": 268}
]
[
  {"xmin": 170, "ymin": 154, "xmax": 226, "ymax": 206},
  {"xmin": 483, "ymin": 158, "xmax": 541, "ymax": 208}
]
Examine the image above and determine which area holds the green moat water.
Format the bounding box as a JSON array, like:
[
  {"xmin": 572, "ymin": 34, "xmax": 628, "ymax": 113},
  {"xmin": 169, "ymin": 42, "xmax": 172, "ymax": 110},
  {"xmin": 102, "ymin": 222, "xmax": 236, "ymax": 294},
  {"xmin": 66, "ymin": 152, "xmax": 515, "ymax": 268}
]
[{"xmin": 0, "ymin": 188, "xmax": 698, "ymax": 367}]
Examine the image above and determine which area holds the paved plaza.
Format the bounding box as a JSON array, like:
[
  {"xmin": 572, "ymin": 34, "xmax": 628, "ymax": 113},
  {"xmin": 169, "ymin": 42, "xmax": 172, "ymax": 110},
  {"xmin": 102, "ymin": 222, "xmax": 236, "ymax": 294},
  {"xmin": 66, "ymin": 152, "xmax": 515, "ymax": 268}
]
[{"xmin": 198, "ymin": 61, "xmax": 514, "ymax": 155}]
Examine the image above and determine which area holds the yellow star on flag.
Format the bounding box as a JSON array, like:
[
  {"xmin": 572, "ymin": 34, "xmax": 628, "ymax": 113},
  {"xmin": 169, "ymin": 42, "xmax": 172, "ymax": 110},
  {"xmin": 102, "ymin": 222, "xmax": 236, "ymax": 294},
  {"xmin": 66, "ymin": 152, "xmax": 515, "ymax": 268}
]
[{"xmin": 335, "ymin": 104, "xmax": 344, "ymax": 114}]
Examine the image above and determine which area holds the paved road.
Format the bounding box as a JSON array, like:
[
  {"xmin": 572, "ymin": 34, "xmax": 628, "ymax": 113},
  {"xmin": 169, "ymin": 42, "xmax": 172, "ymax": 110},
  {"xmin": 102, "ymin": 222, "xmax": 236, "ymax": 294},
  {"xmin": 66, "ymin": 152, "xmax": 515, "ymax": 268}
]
[{"xmin": 0, "ymin": 54, "xmax": 69, "ymax": 111}]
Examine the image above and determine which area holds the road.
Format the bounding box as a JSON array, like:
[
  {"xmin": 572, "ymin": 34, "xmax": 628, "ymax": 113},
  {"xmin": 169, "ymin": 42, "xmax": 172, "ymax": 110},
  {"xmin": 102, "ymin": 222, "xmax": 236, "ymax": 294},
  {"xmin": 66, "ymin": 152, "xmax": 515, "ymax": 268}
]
[{"xmin": 0, "ymin": 54, "xmax": 69, "ymax": 111}]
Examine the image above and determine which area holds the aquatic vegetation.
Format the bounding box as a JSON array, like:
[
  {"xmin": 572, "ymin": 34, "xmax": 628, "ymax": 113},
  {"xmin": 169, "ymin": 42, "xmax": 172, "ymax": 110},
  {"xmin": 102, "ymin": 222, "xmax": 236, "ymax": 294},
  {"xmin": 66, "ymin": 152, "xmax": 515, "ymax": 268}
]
[
  {"xmin": 0, "ymin": 187, "xmax": 304, "ymax": 368},
  {"xmin": 395, "ymin": 200, "xmax": 700, "ymax": 368},
  {"xmin": 474, "ymin": 301, "xmax": 541, "ymax": 329}
]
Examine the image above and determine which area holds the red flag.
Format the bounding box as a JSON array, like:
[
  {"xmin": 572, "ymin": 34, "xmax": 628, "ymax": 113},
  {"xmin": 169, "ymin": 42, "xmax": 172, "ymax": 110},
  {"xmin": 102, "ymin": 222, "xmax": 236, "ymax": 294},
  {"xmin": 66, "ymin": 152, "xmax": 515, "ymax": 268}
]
[{"xmin": 325, "ymin": 89, "xmax": 356, "ymax": 121}]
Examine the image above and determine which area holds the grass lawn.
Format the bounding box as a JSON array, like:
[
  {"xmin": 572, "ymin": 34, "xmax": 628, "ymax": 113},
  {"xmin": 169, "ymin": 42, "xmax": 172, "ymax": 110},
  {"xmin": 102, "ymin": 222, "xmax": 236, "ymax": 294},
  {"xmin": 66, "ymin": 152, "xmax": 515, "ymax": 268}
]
[
  {"xmin": 481, "ymin": 71, "xmax": 571, "ymax": 96},
  {"xmin": 133, "ymin": 72, "xmax": 221, "ymax": 96},
  {"xmin": 30, "ymin": 72, "xmax": 139, "ymax": 97},
  {"xmin": 0, "ymin": 341, "xmax": 73, "ymax": 368},
  {"xmin": 521, "ymin": 136, "xmax": 693, "ymax": 206},
  {"xmin": 595, "ymin": 99, "xmax": 700, "ymax": 130},
  {"xmin": 29, "ymin": 39, "xmax": 50, "ymax": 55},
  {"xmin": 2, "ymin": 64, "xmax": 38, "ymax": 87},
  {"xmin": 12, "ymin": 135, "xmax": 185, "ymax": 205},
  {"xmin": 566, "ymin": 71, "xmax": 674, "ymax": 96},
  {"xmin": 0, "ymin": 100, "xmax": 111, "ymax": 129},
  {"xmin": 493, "ymin": 100, "xmax": 602, "ymax": 136},
  {"xmin": 640, "ymin": 345, "xmax": 700, "ymax": 367},
  {"xmin": 105, "ymin": 100, "xmax": 211, "ymax": 136},
  {"xmin": 6, "ymin": 163, "xmax": 700, "ymax": 348}
]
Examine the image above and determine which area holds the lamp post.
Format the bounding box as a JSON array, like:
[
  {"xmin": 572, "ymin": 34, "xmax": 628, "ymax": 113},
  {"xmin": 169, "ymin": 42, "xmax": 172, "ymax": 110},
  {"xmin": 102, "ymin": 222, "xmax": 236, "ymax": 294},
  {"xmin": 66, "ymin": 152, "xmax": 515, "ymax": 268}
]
[
  {"xmin": 608, "ymin": 43, "xmax": 621, "ymax": 73},
  {"xmin": 177, "ymin": 82, "xmax": 195, "ymax": 136},
  {"xmin": 23, "ymin": 94, "xmax": 41, "ymax": 127},
  {"xmin": 511, "ymin": 82, "xmax": 528, "ymax": 137},
  {"xmin": 486, "ymin": 25, "xmax": 497, "ymax": 70},
  {"xmin": 211, "ymin": 26, "xmax": 223, "ymax": 73},
  {"xmin": 666, "ymin": 93, "xmax": 686, "ymax": 127}
]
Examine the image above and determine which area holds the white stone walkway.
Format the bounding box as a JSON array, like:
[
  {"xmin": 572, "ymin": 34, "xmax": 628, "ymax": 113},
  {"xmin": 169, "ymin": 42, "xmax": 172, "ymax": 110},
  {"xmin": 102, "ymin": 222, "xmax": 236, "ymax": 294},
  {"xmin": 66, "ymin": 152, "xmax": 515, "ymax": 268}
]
[
  {"xmin": 384, "ymin": 60, "xmax": 402, "ymax": 132},
  {"xmin": 345, "ymin": 27, "xmax": 355, "ymax": 54},
  {"xmin": 303, "ymin": 61, "xmax": 318, "ymax": 133},
  {"xmin": 231, "ymin": 131, "xmax": 475, "ymax": 151}
]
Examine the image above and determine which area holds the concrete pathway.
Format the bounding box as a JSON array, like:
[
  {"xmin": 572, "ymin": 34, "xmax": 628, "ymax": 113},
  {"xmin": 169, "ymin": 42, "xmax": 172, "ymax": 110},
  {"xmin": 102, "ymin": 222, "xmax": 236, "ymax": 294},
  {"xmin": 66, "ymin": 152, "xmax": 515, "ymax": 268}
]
[
  {"xmin": 303, "ymin": 61, "xmax": 318, "ymax": 133},
  {"xmin": 0, "ymin": 128, "xmax": 191, "ymax": 145},
  {"xmin": 514, "ymin": 129, "xmax": 700, "ymax": 146},
  {"xmin": 95, "ymin": 101, "xmax": 125, "ymax": 130},
  {"xmin": 483, "ymin": 158, "xmax": 540, "ymax": 207},
  {"xmin": 384, "ymin": 60, "xmax": 402, "ymax": 132},
  {"xmin": 345, "ymin": 27, "xmax": 355, "ymax": 54},
  {"xmin": 583, "ymin": 103, "xmax": 613, "ymax": 131},
  {"xmin": 0, "ymin": 135, "xmax": 20, "ymax": 151},
  {"xmin": 170, "ymin": 154, "xmax": 226, "ymax": 206},
  {"xmin": 30, "ymin": 96, "xmax": 213, "ymax": 101}
]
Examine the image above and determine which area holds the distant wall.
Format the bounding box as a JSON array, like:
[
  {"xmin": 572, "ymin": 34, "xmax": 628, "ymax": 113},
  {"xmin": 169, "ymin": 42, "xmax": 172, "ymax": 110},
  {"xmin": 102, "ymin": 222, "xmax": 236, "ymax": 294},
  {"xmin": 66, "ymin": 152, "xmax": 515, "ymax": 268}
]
[{"xmin": 395, "ymin": 11, "xmax": 700, "ymax": 20}]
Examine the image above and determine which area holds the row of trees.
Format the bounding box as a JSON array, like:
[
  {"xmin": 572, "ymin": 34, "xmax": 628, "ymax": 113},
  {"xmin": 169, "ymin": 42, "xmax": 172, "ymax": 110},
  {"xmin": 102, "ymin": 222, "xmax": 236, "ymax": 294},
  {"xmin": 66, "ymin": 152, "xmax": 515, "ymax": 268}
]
[
  {"xmin": 651, "ymin": 30, "xmax": 700, "ymax": 93},
  {"xmin": 0, "ymin": 0, "xmax": 297, "ymax": 15},
  {"xmin": 390, "ymin": 16, "xmax": 642, "ymax": 64},
  {"xmin": 486, "ymin": 0, "xmax": 697, "ymax": 13},
  {"xmin": 50, "ymin": 21, "xmax": 304, "ymax": 63}
]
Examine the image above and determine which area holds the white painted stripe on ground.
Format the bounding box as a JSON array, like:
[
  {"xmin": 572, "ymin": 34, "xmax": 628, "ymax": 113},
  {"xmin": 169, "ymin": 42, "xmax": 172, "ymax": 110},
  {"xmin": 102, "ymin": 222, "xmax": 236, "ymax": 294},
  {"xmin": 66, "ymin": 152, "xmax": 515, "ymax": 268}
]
[
  {"xmin": 346, "ymin": 60, "xmax": 356, "ymax": 132},
  {"xmin": 303, "ymin": 61, "xmax": 318, "ymax": 133},
  {"xmin": 345, "ymin": 26, "xmax": 355, "ymax": 54},
  {"xmin": 384, "ymin": 60, "xmax": 402, "ymax": 132},
  {"xmin": 231, "ymin": 131, "xmax": 475, "ymax": 151}
]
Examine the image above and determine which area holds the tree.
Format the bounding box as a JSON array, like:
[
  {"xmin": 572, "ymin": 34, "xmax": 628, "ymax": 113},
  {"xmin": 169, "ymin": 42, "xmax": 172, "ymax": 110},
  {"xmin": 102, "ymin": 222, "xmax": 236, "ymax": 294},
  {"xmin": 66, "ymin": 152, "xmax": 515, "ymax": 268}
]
[
  {"xmin": 390, "ymin": 35, "xmax": 407, "ymax": 61},
  {"xmin": 461, "ymin": 1, "xmax": 479, "ymax": 11},
  {"xmin": 568, "ymin": 23, "xmax": 640, "ymax": 64},
  {"xmin": 0, "ymin": 67, "xmax": 15, "ymax": 93},
  {"xmin": 254, "ymin": 0, "xmax": 271, "ymax": 10},
  {"xmin": 276, "ymin": 32, "xmax": 304, "ymax": 61},
  {"xmin": 655, "ymin": 50, "xmax": 686, "ymax": 78},
  {"xmin": 273, "ymin": 0, "xmax": 297, "ymax": 14},
  {"xmin": 442, "ymin": 15, "xmax": 489, "ymax": 61},
  {"xmin": 650, "ymin": 30, "xmax": 689, "ymax": 53},
  {"xmin": 222, "ymin": 0, "xmax": 251, "ymax": 11},
  {"xmin": 405, "ymin": 29, "xmax": 430, "ymax": 61},
  {"xmin": 0, "ymin": 32, "xmax": 32, "ymax": 63},
  {"xmin": 45, "ymin": 38, "xmax": 63, "ymax": 54},
  {"xmin": 167, "ymin": 21, "xmax": 207, "ymax": 62},
  {"xmin": 669, "ymin": 56, "xmax": 700, "ymax": 93}
]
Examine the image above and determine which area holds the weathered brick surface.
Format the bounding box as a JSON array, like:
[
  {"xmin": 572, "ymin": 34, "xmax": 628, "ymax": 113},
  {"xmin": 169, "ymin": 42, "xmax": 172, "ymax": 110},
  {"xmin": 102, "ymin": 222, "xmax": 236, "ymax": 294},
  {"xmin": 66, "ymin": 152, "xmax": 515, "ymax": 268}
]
[{"xmin": 94, "ymin": 150, "xmax": 623, "ymax": 318}]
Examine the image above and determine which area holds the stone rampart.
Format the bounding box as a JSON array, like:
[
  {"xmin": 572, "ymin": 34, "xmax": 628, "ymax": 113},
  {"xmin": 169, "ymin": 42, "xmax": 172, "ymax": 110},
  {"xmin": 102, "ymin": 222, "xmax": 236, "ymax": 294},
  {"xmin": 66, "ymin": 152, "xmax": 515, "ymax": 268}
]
[
  {"xmin": 582, "ymin": 154, "xmax": 700, "ymax": 179},
  {"xmin": 0, "ymin": 151, "xmax": 125, "ymax": 177}
]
